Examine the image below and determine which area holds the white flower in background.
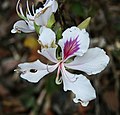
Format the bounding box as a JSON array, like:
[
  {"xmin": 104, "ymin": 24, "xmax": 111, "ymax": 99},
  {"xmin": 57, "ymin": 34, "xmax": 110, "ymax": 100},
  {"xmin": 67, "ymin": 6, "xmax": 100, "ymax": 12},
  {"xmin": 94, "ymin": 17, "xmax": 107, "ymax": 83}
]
[
  {"xmin": 17, "ymin": 26, "xmax": 109, "ymax": 106},
  {"xmin": 11, "ymin": 0, "xmax": 58, "ymax": 33},
  {"xmin": 35, "ymin": 0, "xmax": 58, "ymax": 26}
]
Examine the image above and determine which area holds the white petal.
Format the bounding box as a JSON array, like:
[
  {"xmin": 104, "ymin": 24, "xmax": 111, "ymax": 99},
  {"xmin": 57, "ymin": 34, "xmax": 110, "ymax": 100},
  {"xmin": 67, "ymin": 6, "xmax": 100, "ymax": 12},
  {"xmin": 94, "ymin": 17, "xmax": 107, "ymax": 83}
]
[
  {"xmin": 38, "ymin": 48, "xmax": 58, "ymax": 63},
  {"xmin": 61, "ymin": 66, "xmax": 96, "ymax": 106},
  {"xmin": 11, "ymin": 20, "xmax": 34, "ymax": 33},
  {"xmin": 73, "ymin": 98, "xmax": 89, "ymax": 106},
  {"xmin": 39, "ymin": 26, "xmax": 56, "ymax": 47},
  {"xmin": 65, "ymin": 47, "xmax": 110, "ymax": 75},
  {"xmin": 58, "ymin": 26, "xmax": 90, "ymax": 59},
  {"xmin": 43, "ymin": 0, "xmax": 58, "ymax": 12},
  {"xmin": 35, "ymin": 7, "xmax": 52, "ymax": 26},
  {"xmin": 51, "ymin": 0, "xmax": 58, "ymax": 12},
  {"xmin": 28, "ymin": 21, "xmax": 35, "ymax": 31},
  {"xmin": 18, "ymin": 60, "xmax": 58, "ymax": 83},
  {"xmin": 35, "ymin": 14, "xmax": 45, "ymax": 26},
  {"xmin": 11, "ymin": 29, "xmax": 17, "ymax": 33}
]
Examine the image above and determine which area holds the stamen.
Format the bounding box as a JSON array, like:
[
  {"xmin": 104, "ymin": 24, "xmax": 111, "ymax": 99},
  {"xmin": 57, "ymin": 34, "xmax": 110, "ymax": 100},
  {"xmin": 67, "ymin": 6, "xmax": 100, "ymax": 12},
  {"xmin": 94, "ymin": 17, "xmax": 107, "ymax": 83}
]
[
  {"xmin": 55, "ymin": 75, "xmax": 62, "ymax": 85},
  {"xmin": 32, "ymin": 3, "xmax": 35, "ymax": 15},
  {"xmin": 19, "ymin": 4, "xmax": 25, "ymax": 17},
  {"xmin": 26, "ymin": 0, "xmax": 32, "ymax": 15},
  {"xmin": 16, "ymin": 0, "xmax": 21, "ymax": 15},
  {"xmin": 16, "ymin": 0, "xmax": 27, "ymax": 20},
  {"xmin": 55, "ymin": 66, "xmax": 62, "ymax": 85},
  {"xmin": 26, "ymin": 9, "xmax": 28, "ymax": 16}
]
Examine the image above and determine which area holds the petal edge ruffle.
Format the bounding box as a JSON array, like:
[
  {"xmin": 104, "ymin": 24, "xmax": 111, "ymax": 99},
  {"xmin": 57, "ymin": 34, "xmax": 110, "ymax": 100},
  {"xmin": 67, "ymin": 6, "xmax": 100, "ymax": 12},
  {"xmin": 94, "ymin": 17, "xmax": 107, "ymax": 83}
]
[{"xmin": 61, "ymin": 65, "xmax": 96, "ymax": 106}]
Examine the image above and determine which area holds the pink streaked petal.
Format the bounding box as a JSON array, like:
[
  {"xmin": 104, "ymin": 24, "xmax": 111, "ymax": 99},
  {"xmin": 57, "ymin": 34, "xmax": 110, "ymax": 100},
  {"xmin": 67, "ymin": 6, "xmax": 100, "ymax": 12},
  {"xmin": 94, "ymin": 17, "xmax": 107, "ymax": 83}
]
[
  {"xmin": 58, "ymin": 26, "xmax": 90, "ymax": 60},
  {"xmin": 64, "ymin": 35, "xmax": 80, "ymax": 60}
]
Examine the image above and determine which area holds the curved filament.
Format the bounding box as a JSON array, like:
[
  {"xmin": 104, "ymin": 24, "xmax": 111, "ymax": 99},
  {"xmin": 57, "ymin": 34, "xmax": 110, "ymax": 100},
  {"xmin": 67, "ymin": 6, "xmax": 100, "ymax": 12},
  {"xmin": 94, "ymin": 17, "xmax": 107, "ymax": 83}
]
[
  {"xmin": 55, "ymin": 65, "xmax": 62, "ymax": 85},
  {"xmin": 16, "ymin": 0, "xmax": 28, "ymax": 20},
  {"xmin": 26, "ymin": 0, "xmax": 32, "ymax": 15}
]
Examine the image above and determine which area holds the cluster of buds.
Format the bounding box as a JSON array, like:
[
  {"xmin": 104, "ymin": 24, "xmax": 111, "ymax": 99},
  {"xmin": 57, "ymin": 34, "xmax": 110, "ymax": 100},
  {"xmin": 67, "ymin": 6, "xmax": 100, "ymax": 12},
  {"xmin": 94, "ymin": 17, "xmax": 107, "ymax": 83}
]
[{"xmin": 12, "ymin": 0, "xmax": 110, "ymax": 106}]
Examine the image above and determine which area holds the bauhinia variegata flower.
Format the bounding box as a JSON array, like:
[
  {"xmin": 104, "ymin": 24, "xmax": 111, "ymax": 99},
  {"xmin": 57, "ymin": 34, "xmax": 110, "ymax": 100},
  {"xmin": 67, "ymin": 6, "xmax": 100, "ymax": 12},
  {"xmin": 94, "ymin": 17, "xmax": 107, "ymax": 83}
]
[
  {"xmin": 11, "ymin": 0, "xmax": 58, "ymax": 33},
  {"xmin": 16, "ymin": 26, "xmax": 110, "ymax": 106}
]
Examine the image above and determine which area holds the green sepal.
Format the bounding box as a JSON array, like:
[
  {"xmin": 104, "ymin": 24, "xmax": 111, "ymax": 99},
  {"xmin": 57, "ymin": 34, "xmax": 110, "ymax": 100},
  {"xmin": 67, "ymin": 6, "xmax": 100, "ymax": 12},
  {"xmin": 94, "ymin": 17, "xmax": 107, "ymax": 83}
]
[
  {"xmin": 78, "ymin": 17, "xmax": 91, "ymax": 29},
  {"xmin": 34, "ymin": 22, "xmax": 40, "ymax": 34},
  {"xmin": 56, "ymin": 27, "xmax": 62, "ymax": 41},
  {"xmin": 47, "ymin": 13, "xmax": 55, "ymax": 28},
  {"xmin": 51, "ymin": 41, "xmax": 57, "ymax": 48}
]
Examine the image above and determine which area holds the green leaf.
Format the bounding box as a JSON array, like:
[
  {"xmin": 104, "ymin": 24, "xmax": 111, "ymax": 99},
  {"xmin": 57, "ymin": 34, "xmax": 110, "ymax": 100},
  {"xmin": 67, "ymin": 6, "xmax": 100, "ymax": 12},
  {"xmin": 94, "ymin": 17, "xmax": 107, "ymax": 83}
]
[
  {"xmin": 78, "ymin": 17, "xmax": 91, "ymax": 29},
  {"xmin": 47, "ymin": 13, "xmax": 55, "ymax": 28}
]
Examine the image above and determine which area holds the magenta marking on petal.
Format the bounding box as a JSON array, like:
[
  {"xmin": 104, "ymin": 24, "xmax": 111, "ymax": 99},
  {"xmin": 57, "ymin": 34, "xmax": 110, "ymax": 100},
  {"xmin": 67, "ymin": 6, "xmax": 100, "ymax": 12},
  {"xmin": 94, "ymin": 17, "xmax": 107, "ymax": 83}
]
[{"xmin": 64, "ymin": 35, "xmax": 80, "ymax": 59}]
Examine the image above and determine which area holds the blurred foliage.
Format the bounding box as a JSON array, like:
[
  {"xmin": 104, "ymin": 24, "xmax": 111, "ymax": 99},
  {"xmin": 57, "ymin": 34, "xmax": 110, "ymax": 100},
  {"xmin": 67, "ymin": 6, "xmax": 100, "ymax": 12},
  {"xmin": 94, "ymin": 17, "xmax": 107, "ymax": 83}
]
[{"xmin": 0, "ymin": 0, "xmax": 120, "ymax": 115}]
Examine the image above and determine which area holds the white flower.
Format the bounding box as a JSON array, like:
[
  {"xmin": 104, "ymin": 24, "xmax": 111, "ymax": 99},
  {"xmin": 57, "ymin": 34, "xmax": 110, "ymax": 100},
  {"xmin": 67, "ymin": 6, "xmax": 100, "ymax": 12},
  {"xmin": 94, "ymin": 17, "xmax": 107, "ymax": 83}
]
[
  {"xmin": 11, "ymin": 0, "xmax": 58, "ymax": 33},
  {"xmin": 17, "ymin": 26, "xmax": 109, "ymax": 106},
  {"xmin": 35, "ymin": 0, "xmax": 58, "ymax": 26}
]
